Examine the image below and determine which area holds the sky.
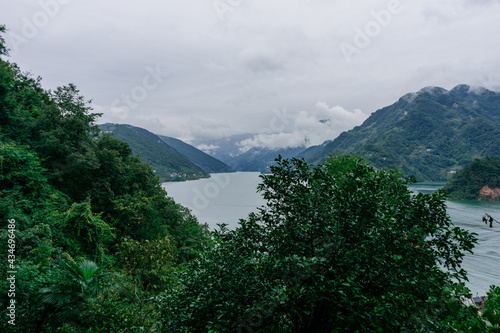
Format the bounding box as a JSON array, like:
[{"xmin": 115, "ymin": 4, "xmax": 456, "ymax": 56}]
[{"xmin": 2, "ymin": 0, "xmax": 500, "ymax": 152}]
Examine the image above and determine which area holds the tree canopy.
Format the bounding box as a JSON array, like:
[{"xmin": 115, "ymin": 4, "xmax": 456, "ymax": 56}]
[{"xmin": 162, "ymin": 154, "xmax": 479, "ymax": 332}]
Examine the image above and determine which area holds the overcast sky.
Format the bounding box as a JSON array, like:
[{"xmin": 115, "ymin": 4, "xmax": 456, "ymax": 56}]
[{"xmin": 2, "ymin": 0, "xmax": 500, "ymax": 151}]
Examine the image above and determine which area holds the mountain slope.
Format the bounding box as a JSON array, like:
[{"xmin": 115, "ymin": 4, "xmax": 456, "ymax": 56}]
[
  {"xmin": 158, "ymin": 135, "xmax": 233, "ymax": 173},
  {"xmin": 299, "ymin": 85, "xmax": 500, "ymax": 181},
  {"xmin": 443, "ymin": 156, "xmax": 500, "ymax": 201},
  {"xmin": 99, "ymin": 123, "xmax": 208, "ymax": 181}
]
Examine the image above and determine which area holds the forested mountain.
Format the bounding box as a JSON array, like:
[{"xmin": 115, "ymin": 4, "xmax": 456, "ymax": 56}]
[
  {"xmin": 443, "ymin": 156, "xmax": 500, "ymax": 201},
  {"xmin": 158, "ymin": 135, "xmax": 233, "ymax": 173},
  {"xmin": 99, "ymin": 123, "xmax": 208, "ymax": 181},
  {"xmin": 298, "ymin": 85, "xmax": 500, "ymax": 181}
]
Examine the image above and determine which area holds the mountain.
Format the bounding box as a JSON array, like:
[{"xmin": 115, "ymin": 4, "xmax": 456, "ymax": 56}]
[
  {"xmin": 298, "ymin": 85, "xmax": 500, "ymax": 181},
  {"xmin": 99, "ymin": 123, "xmax": 208, "ymax": 181},
  {"xmin": 191, "ymin": 133, "xmax": 254, "ymax": 167},
  {"xmin": 231, "ymin": 147, "xmax": 307, "ymax": 172},
  {"xmin": 158, "ymin": 135, "xmax": 233, "ymax": 173},
  {"xmin": 443, "ymin": 156, "xmax": 500, "ymax": 201},
  {"xmin": 193, "ymin": 134, "xmax": 307, "ymax": 172}
]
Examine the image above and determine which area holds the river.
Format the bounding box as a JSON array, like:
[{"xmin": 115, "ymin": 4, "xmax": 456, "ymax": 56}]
[{"xmin": 163, "ymin": 173, "xmax": 500, "ymax": 295}]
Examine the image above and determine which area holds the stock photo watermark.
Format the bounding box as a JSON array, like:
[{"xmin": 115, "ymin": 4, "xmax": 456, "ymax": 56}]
[
  {"xmin": 192, "ymin": 174, "xmax": 231, "ymax": 213},
  {"xmin": 213, "ymin": 0, "xmax": 244, "ymax": 21},
  {"xmin": 265, "ymin": 107, "xmax": 292, "ymax": 134},
  {"xmin": 6, "ymin": 218, "xmax": 17, "ymax": 326},
  {"xmin": 6, "ymin": 0, "xmax": 72, "ymax": 54},
  {"xmin": 110, "ymin": 64, "xmax": 169, "ymax": 115},
  {"xmin": 340, "ymin": 0, "xmax": 403, "ymax": 63}
]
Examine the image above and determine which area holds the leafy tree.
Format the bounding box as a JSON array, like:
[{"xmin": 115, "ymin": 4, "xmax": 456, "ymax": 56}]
[
  {"xmin": 112, "ymin": 237, "xmax": 177, "ymax": 330},
  {"xmin": 0, "ymin": 24, "xmax": 211, "ymax": 332},
  {"xmin": 162, "ymin": 155, "xmax": 478, "ymax": 332},
  {"xmin": 0, "ymin": 24, "xmax": 8, "ymax": 57},
  {"xmin": 60, "ymin": 201, "xmax": 115, "ymax": 263}
]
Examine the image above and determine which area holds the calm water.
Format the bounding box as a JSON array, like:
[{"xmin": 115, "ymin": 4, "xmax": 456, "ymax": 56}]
[{"xmin": 163, "ymin": 173, "xmax": 500, "ymax": 294}]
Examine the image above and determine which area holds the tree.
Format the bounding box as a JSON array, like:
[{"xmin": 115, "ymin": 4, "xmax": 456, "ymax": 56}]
[
  {"xmin": 0, "ymin": 25, "xmax": 211, "ymax": 332},
  {"xmin": 0, "ymin": 24, "xmax": 8, "ymax": 57},
  {"xmin": 162, "ymin": 154, "xmax": 478, "ymax": 332},
  {"xmin": 39, "ymin": 255, "xmax": 114, "ymax": 329}
]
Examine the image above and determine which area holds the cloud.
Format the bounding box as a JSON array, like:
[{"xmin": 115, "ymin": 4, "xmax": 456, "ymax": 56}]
[
  {"xmin": 196, "ymin": 144, "xmax": 220, "ymax": 154},
  {"xmin": 3, "ymin": 0, "xmax": 500, "ymax": 147},
  {"xmin": 237, "ymin": 103, "xmax": 368, "ymax": 152}
]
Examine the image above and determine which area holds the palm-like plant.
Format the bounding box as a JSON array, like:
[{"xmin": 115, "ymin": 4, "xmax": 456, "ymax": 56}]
[{"xmin": 40, "ymin": 254, "xmax": 114, "ymax": 325}]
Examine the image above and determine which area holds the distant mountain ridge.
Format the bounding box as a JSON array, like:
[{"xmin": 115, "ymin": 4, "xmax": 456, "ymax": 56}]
[
  {"xmin": 158, "ymin": 135, "xmax": 233, "ymax": 173},
  {"xmin": 298, "ymin": 85, "xmax": 500, "ymax": 181},
  {"xmin": 231, "ymin": 146, "xmax": 307, "ymax": 172},
  {"xmin": 99, "ymin": 123, "xmax": 210, "ymax": 181},
  {"xmin": 193, "ymin": 134, "xmax": 307, "ymax": 172}
]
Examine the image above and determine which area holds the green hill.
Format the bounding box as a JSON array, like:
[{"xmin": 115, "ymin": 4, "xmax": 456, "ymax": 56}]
[
  {"xmin": 298, "ymin": 85, "xmax": 500, "ymax": 181},
  {"xmin": 158, "ymin": 135, "xmax": 233, "ymax": 173},
  {"xmin": 443, "ymin": 156, "xmax": 500, "ymax": 200},
  {"xmin": 99, "ymin": 123, "xmax": 208, "ymax": 181}
]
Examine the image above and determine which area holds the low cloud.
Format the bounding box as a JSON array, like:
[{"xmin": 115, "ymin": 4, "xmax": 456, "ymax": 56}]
[
  {"xmin": 237, "ymin": 103, "xmax": 368, "ymax": 152},
  {"xmin": 196, "ymin": 144, "xmax": 220, "ymax": 154}
]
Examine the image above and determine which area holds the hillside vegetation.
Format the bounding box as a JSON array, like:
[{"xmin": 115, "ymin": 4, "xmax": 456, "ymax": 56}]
[
  {"xmin": 99, "ymin": 123, "xmax": 209, "ymax": 181},
  {"xmin": 0, "ymin": 26, "xmax": 208, "ymax": 331},
  {"xmin": 158, "ymin": 135, "xmax": 233, "ymax": 173},
  {"xmin": 443, "ymin": 156, "xmax": 500, "ymax": 201},
  {"xmin": 299, "ymin": 85, "xmax": 500, "ymax": 181}
]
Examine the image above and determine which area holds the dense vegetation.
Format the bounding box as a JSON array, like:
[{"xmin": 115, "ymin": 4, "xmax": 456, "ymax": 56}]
[
  {"xmin": 0, "ymin": 25, "xmax": 209, "ymax": 331},
  {"xmin": 99, "ymin": 123, "xmax": 209, "ymax": 181},
  {"xmin": 299, "ymin": 85, "xmax": 500, "ymax": 181},
  {"xmin": 161, "ymin": 155, "xmax": 500, "ymax": 332},
  {"xmin": 443, "ymin": 157, "xmax": 500, "ymax": 201},
  {"xmin": 1, "ymin": 25, "xmax": 499, "ymax": 332}
]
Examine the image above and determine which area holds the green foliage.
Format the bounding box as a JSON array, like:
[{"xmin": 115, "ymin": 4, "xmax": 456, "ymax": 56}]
[
  {"xmin": 0, "ymin": 24, "xmax": 8, "ymax": 56},
  {"xmin": 483, "ymin": 286, "xmax": 500, "ymax": 330},
  {"xmin": 111, "ymin": 237, "xmax": 177, "ymax": 329},
  {"xmin": 60, "ymin": 202, "xmax": 115, "ymax": 263},
  {"xmin": 39, "ymin": 255, "xmax": 115, "ymax": 329},
  {"xmin": 0, "ymin": 141, "xmax": 48, "ymax": 198},
  {"xmin": 0, "ymin": 25, "xmax": 210, "ymax": 332},
  {"xmin": 117, "ymin": 237, "xmax": 176, "ymax": 292},
  {"xmin": 441, "ymin": 284, "xmax": 500, "ymax": 332},
  {"xmin": 443, "ymin": 156, "xmax": 500, "ymax": 200},
  {"xmin": 162, "ymin": 154, "xmax": 478, "ymax": 332}
]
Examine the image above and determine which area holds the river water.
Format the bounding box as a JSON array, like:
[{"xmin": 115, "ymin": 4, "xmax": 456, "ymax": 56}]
[{"xmin": 163, "ymin": 173, "xmax": 500, "ymax": 295}]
